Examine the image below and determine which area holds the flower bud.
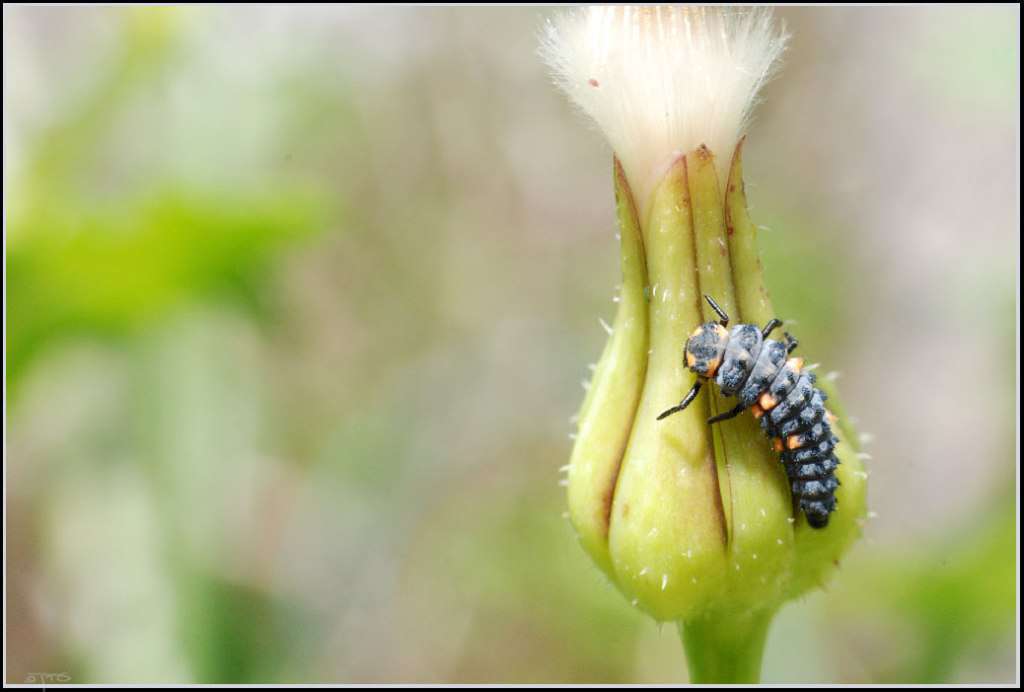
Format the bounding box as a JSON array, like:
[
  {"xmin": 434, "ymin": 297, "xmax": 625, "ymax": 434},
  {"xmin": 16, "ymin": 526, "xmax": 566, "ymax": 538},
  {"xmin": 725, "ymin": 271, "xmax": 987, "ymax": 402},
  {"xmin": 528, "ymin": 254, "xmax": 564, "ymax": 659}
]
[{"xmin": 544, "ymin": 6, "xmax": 869, "ymax": 681}]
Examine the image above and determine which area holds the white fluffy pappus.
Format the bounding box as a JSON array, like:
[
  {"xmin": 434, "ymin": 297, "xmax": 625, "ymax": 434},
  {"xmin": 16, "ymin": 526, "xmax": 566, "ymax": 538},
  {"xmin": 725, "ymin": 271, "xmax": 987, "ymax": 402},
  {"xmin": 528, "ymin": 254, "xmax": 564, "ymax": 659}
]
[{"xmin": 540, "ymin": 5, "xmax": 788, "ymax": 217}]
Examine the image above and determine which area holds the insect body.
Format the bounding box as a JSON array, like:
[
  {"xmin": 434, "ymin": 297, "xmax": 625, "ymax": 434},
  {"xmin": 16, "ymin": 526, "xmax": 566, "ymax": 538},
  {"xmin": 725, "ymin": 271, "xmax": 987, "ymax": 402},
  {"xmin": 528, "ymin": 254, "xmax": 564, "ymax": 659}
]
[{"xmin": 658, "ymin": 295, "xmax": 839, "ymax": 529}]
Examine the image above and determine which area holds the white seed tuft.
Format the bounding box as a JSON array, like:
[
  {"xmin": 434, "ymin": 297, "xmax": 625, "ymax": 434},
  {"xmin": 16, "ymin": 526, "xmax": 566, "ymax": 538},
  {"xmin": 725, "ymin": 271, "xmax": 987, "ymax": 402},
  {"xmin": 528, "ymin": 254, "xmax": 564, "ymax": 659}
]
[{"xmin": 540, "ymin": 6, "xmax": 788, "ymax": 216}]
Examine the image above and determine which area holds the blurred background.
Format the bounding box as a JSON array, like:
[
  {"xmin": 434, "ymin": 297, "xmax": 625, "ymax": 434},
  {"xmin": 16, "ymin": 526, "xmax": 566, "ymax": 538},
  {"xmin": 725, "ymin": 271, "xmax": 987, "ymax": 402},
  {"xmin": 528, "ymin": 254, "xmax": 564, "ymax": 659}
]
[{"xmin": 4, "ymin": 5, "xmax": 1018, "ymax": 684}]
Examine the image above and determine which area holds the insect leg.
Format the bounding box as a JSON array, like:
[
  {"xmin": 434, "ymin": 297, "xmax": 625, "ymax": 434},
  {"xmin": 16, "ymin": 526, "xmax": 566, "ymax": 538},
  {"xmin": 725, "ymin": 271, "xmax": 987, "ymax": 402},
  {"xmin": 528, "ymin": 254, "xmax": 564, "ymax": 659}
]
[
  {"xmin": 657, "ymin": 381, "xmax": 702, "ymax": 420},
  {"xmin": 761, "ymin": 318, "xmax": 782, "ymax": 338},
  {"xmin": 707, "ymin": 403, "xmax": 745, "ymax": 425},
  {"xmin": 704, "ymin": 295, "xmax": 730, "ymax": 327},
  {"xmin": 785, "ymin": 332, "xmax": 799, "ymax": 354}
]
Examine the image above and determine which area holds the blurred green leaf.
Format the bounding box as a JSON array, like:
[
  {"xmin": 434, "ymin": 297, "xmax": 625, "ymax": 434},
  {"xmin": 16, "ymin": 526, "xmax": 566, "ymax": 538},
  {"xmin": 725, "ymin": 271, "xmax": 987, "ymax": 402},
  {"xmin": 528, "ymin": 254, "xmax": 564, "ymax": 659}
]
[
  {"xmin": 7, "ymin": 188, "xmax": 327, "ymax": 396},
  {"xmin": 6, "ymin": 7, "xmax": 333, "ymax": 398},
  {"xmin": 825, "ymin": 487, "xmax": 1016, "ymax": 682},
  {"xmin": 179, "ymin": 570, "xmax": 318, "ymax": 684}
]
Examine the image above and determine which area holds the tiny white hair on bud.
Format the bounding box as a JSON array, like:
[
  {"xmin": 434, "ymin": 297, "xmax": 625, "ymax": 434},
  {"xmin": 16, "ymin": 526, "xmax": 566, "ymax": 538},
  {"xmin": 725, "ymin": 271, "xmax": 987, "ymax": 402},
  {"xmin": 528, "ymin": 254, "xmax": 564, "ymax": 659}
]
[{"xmin": 540, "ymin": 5, "xmax": 788, "ymax": 213}]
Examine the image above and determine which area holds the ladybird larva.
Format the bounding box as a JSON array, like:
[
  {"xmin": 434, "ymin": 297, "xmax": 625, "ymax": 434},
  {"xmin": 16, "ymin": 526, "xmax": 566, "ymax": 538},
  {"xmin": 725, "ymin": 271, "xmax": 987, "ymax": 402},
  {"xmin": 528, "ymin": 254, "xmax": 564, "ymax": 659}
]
[{"xmin": 657, "ymin": 295, "xmax": 840, "ymax": 529}]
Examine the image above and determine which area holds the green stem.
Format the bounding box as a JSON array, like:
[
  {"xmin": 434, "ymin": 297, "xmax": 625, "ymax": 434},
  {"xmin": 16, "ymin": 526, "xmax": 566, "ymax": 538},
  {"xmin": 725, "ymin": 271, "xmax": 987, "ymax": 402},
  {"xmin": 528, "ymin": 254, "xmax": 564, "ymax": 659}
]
[{"xmin": 678, "ymin": 610, "xmax": 775, "ymax": 683}]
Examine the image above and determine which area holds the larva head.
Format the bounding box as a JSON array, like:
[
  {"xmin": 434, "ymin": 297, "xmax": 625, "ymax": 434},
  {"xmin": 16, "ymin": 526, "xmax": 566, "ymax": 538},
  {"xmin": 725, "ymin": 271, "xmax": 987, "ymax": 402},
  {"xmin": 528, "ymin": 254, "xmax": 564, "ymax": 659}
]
[{"xmin": 685, "ymin": 322, "xmax": 729, "ymax": 378}]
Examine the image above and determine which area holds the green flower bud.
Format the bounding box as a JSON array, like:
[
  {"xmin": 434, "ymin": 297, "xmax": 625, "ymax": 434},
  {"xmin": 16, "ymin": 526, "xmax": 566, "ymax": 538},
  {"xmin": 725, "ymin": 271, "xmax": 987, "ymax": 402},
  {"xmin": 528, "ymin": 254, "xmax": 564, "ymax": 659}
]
[
  {"xmin": 543, "ymin": 7, "xmax": 869, "ymax": 681},
  {"xmin": 569, "ymin": 141, "xmax": 868, "ymax": 681}
]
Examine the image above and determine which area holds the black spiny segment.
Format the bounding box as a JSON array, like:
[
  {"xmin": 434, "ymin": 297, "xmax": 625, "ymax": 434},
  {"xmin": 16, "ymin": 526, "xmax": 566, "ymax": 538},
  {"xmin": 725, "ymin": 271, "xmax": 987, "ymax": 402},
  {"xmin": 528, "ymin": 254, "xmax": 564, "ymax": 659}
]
[
  {"xmin": 777, "ymin": 406, "xmax": 825, "ymax": 437},
  {"xmin": 704, "ymin": 294, "xmax": 729, "ymax": 327},
  {"xmin": 801, "ymin": 497, "xmax": 834, "ymax": 529},
  {"xmin": 781, "ymin": 438, "xmax": 839, "ymax": 464},
  {"xmin": 657, "ymin": 380, "xmax": 702, "ymax": 420},
  {"xmin": 768, "ymin": 359, "xmax": 802, "ymax": 401},
  {"xmin": 768, "ymin": 373, "xmax": 815, "ymax": 425},
  {"xmin": 776, "ymin": 390, "xmax": 827, "ymax": 435}
]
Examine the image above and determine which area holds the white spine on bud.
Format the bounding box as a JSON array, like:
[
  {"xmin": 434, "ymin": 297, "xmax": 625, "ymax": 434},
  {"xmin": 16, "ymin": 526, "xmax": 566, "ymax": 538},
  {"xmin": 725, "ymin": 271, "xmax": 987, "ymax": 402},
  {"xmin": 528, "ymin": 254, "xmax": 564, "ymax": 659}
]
[{"xmin": 540, "ymin": 5, "xmax": 788, "ymax": 215}]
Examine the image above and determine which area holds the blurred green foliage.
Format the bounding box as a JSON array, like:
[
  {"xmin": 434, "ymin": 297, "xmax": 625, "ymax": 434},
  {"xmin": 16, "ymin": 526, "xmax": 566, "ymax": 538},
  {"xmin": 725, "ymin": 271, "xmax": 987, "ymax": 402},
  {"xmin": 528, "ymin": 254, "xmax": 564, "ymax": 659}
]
[
  {"xmin": 7, "ymin": 8, "xmax": 329, "ymax": 397},
  {"xmin": 8, "ymin": 191, "xmax": 324, "ymax": 394},
  {"xmin": 827, "ymin": 486, "xmax": 1016, "ymax": 683}
]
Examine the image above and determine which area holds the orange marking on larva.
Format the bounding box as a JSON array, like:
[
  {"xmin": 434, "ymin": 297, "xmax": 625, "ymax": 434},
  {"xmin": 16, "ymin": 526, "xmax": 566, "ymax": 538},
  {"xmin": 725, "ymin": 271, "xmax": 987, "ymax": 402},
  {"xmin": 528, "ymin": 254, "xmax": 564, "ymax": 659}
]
[
  {"xmin": 787, "ymin": 357, "xmax": 804, "ymax": 373},
  {"xmin": 786, "ymin": 435, "xmax": 804, "ymax": 450},
  {"xmin": 826, "ymin": 410, "xmax": 838, "ymax": 424},
  {"xmin": 690, "ymin": 326, "xmax": 704, "ymax": 339},
  {"xmin": 713, "ymin": 324, "xmax": 729, "ymax": 339},
  {"xmin": 759, "ymin": 392, "xmax": 778, "ymax": 410},
  {"xmin": 686, "ymin": 352, "xmax": 696, "ymax": 368},
  {"xmin": 705, "ymin": 357, "xmax": 721, "ymax": 376},
  {"xmin": 772, "ymin": 438, "xmax": 784, "ymax": 453},
  {"xmin": 751, "ymin": 404, "xmax": 765, "ymax": 419}
]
